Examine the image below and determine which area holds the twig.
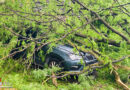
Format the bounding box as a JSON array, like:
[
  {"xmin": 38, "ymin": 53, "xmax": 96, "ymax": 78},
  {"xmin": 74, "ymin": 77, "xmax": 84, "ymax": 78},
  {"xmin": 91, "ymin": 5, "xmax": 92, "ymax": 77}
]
[{"xmin": 98, "ymin": 3, "xmax": 130, "ymax": 12}]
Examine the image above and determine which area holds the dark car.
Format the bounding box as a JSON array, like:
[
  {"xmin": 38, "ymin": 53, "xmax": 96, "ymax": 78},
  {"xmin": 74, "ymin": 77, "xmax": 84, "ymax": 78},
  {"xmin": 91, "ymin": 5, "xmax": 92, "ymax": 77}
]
[{"xmin": 34, "ymin": 45, "xmax": 97, "ymax": 72}]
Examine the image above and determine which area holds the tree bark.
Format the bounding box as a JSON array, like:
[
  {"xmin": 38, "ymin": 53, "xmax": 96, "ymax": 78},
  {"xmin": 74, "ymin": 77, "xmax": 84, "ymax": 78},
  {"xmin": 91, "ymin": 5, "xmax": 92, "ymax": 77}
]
[{"xmin": 113, "ymin": 69, "xmax": 130, "ymax": 90}]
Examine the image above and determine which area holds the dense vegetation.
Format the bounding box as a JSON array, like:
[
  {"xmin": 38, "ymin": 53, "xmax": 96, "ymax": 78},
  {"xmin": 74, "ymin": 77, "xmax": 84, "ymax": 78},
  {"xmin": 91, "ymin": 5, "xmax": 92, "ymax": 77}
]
[{"xmin": 0, "ymin": 0, "xmax": 130, "ymax": 90}]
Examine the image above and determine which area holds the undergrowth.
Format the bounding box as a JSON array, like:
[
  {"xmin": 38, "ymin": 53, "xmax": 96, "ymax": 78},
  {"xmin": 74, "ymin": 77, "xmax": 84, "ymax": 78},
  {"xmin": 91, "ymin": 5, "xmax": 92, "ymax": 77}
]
[{"xmin": 0, "ymin": 59, "xmax": 129, "ymax": 90}]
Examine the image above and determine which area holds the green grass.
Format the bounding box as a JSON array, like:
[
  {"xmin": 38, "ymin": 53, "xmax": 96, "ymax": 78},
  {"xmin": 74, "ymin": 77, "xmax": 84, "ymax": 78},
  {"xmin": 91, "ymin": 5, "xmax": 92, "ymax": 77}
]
[
  {"xmin": 1, "ymin": 71, "xmax": 128, "ymax": 90},
  {"xmin": 0, "ymin": 59, "xmax": 129, "ymax": 90}
]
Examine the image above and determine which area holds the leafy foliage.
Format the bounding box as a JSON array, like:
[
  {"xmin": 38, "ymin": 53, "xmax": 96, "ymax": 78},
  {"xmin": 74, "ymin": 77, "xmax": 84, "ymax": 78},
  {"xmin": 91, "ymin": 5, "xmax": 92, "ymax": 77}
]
[{"xmin": 0, "ymin": 0, "xmax": 130, "ymax": 89}]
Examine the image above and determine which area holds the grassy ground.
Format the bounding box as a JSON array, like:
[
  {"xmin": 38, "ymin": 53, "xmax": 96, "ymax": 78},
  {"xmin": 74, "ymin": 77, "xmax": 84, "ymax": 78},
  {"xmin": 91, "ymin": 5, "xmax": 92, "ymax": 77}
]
[
  {"xmin": 1, "ymin": 71, "xmax": 129, "ymax": 90},
  {"xmin": 0, "ymin": 60, "xmax": 129, "ymax": 90}
]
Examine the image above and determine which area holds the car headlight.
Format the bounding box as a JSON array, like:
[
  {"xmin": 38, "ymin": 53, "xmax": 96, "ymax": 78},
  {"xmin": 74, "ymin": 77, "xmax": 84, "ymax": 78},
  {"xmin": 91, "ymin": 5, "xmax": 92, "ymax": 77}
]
[{"xmin": 69, "ymin": 54, "xmax": 82, "ymax": 60}]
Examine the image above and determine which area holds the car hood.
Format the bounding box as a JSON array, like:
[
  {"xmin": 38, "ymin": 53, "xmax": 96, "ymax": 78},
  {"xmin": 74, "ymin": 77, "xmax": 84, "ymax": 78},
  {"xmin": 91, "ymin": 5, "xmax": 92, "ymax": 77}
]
[
  {"xmin": 55, "ymin": 45, "xmax": 75, "ymax": 54},
  {"xmin": 55, "ymin": 45, "xmax": 97, "ymax": 61}
]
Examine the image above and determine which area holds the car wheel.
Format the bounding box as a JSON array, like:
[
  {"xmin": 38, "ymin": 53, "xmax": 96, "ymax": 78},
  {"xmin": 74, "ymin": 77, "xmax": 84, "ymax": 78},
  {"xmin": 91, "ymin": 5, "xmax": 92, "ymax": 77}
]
[{"xmin": 45, "ymin": 56, "xmax": 63, "ymax": 68}]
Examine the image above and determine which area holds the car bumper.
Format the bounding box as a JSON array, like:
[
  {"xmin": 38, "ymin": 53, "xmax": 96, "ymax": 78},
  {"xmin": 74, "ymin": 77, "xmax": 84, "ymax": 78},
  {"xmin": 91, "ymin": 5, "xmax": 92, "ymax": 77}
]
[{"xmin": 64, "ymin": 59, "xmax": 98, "ymax": 71}]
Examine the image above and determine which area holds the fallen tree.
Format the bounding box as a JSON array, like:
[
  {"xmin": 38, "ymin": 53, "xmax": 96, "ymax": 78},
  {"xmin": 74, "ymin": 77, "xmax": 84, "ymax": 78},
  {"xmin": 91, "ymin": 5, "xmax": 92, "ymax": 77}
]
[{"xmin": 0, "ymin": 0, "xmax": 130, "ymax": 89}]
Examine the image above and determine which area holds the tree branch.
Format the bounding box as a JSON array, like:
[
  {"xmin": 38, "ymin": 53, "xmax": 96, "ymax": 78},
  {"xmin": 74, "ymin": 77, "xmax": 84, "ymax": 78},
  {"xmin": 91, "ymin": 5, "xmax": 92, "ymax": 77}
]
[
  {"xmin": 74, "ymin": 0, "xmax": 130, "ymax": 44},
  {"xmin": 75, "ymin": 33, "xmax": 120, "ymax": 47},
  {"xmin": 113, "ymin": 67, "xmax": 130, "ymax": 90}
]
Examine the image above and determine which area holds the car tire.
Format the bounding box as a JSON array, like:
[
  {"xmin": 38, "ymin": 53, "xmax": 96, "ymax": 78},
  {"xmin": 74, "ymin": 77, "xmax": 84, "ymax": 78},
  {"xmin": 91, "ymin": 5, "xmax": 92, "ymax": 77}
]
[{"xmin": 44, "ymin": 56, "xmax": 63, "ymax": 68}]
